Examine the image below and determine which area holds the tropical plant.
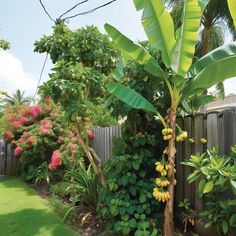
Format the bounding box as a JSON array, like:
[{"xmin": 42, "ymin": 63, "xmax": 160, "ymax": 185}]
[
  {"xmin": 228, "ymin": 0, "xmax": 236, "ymax": 29},
  {"xmin": 35, "ymin": 162, "xmax": 51, "ymax": 185},
  {"xmin": 98, "ymin": 133, "xmax": 163, "ymax": 235},
  {"xmin": 104, "ymin": 1, "xmax": 236, "ymax": 235},
  {"xmin": 1, "ymin": 89, "xmax": 30, "ymax": 106},
  {"xmin": 64, "ymin": 163, "xmax": 101, "ymax": 212},
  {"xmin": 178, "ymin": 199, "xmax": 197, "ymax": 234},
  {"xmin": 168, "ymin": 0, "xmax": 236, "ymax": 99},
  {"xmin": 0, "ymin": 98, "xmax": 81, "ymax": 181},
  {"xmin": 182, "ymin": 146, "xmax": 236, "ymax": 235},
  {"xmin": 0, "ymin": 39, "xmax": 10, "ymax": 50},
  {"xmin": 35, "ymin": 23, "xmax": 118, "ymax": 187}
]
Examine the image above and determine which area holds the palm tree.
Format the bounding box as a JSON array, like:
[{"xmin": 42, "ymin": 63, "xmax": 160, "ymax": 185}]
[
  {"xmin": 1, "ymin": 90, "xmax": 30, "ymax": 106},
  {"xmin": 0, "ymin": 39, "xmax": 10, "ymax": 50},
  {"xmin": 168, "ymin": 0, "xmax": 236, "ymax": 98}
]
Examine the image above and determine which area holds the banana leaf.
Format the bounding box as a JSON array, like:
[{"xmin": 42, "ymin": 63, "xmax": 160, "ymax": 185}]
[
  {"xmin": 228, "ymin": 0, "xmax": 236, "ymax": 28},
  {"xmin": 188, "ymin": 43, "xmax": 236, "ymax": 77},
  {"xmin": 104, "ymin": 23, "xmax": 165, "ymax": 79},
  {"xmin": 171, "ymin": 0, "xmax": 201, "ymax": 77},
  {"xmin": 184, "ymin": 55, "xmax": 236, "ymax": 96},
  {"xmin": 107, "ymin": 81, "xmax": 157, "ymax": 113},
  {"xmin": 141, "ymin": 0, "xmax": 176, "ymax": 67}
]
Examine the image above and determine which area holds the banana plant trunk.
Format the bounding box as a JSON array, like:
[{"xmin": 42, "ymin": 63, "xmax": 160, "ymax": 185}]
[{"xmin": 164, "ymin": 107, "xmax": 176, "ymax": 236}]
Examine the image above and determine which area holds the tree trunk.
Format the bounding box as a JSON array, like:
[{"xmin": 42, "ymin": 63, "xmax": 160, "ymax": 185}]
[
  {"xmin": 201, "ymin": 25, "xmax": 211, "ymax": 57},
  {"xmin": 164, "ymin": 108, "xmax": 177, "ymax": 236},
  {"xmin": 76, "ymin": 124, "xmax": 107, "ymax": 187}
]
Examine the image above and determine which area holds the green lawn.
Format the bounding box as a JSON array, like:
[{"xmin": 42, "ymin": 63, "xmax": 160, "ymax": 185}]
[{"xmin": 0, "ymin": 177, "xmax": 77, "ymax": 236}]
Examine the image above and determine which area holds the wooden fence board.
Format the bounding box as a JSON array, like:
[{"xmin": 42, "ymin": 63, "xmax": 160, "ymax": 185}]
[
  {"xmin": 175, "ymin": 117, "xmax": 184, "ymax": 206},
  {"xmin": 207, "ymin": 112, "xmax": 219, "ymax": 148},
  {"xmin": 183, "ymin": 116, "xmax": 193, "ymax": 202},
  {"xmin": 92, "ymin": 125, "xmax": 122, "ymax": 162},
  {"xmin": 193, "ymin": 115, "xmax": 205, "ymax": 212}
]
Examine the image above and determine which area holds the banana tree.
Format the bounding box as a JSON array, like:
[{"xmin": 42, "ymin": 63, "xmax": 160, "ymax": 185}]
[
  {"xmin": 104, "ymin": 0, "xmax": 236, "ymax": 235},
  {"xmin": 228, "ymin": 0, "xmax": 236, "ymax": 28}
]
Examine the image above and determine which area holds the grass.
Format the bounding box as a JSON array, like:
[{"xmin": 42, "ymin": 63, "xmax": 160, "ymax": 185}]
[{"xmin": 0, "ymin": 177, "xmax": 77, "ymax": 236}]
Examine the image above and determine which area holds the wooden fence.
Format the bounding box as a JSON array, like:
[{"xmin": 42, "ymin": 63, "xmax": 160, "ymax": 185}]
[
  {"xmin": 1, "ymin": 109, "xmax": 236, "ymax": 211},
  {"xmin": 91, "ymin": 125, "xmax": 122, "ymax": 162},
  {"xmin": 175, "ymin": 108, "xmax": 236, "ymax": 212},
  {"xmin": 0, "ymin": 141, "xmax": 19, "ymax": 176}
]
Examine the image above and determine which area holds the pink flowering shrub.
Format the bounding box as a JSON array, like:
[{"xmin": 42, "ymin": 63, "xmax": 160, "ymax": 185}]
[
  {"xmin": 49, "ymin": 150, "xmax": 61, "ymax": 170},
  {"xmin": 1, "ymin": 99, "xmax": 89, "ymax": 181},
  {"xmin": 0, "ymin": 100, "xmax": 82, "ymax": 181},
  {"xmin": 14, "ymin": 146, "xmax": 22, "ymax": 156}
]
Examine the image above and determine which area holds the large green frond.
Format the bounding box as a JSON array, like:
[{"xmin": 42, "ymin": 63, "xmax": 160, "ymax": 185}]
[
  {"xmin": 184, "ymin": 55, "xmax": 236, "ymax": 96},
  {"xmin": 107, "ymin": 81, "xmax": 157, "ymax": 113},
  {"xmin": 188, "ymin": 43, "xmax": 236, "ymax": 77},
  {"xmin": 141, "ymin": 0, "xmax": 176, "ymax": 67},
  {"xmin": 104, "ymin": 24, "xmax": 165, "ymax": 78},
  {"xmin": 171, "ymin": 0, "xmax": 201, "ymax": 77},
  {"xmin": 228, "ymin": 0, "xmax": 236, "ymax": 28}
]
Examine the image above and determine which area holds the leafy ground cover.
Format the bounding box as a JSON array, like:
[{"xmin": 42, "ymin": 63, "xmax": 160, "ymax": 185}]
[{"xmin": 0, "ymin": 177, "xmax": 77, "ymax": 236}]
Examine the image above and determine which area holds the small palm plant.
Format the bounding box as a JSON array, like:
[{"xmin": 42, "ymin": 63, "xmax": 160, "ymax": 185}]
[
  {"xmin": 35, "ymin": 162, "xmax": 51, "ymax": 185},
  {"xmin": 64, "ymin": 163, "xmax": 100, "ymax": 212}
]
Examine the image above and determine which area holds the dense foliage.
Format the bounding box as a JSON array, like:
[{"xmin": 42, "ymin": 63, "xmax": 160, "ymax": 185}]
[
  {"xmin": 98, "ymin": 132, "xmax": 164, "ymax": 235},
  {"xmin": 34, "ymin": 23, "xmax": 118, "ymax": 186},
  {"xmin": 0, "ymin": 98, "xmax": 83, "ymax": 181},
  {"xmin": 34, "ymin": 23, "xmax": 118, "ymax": 119},
  {"xmin": 182, "ymin": 147, "xmax": 236, "ymax": 235}
]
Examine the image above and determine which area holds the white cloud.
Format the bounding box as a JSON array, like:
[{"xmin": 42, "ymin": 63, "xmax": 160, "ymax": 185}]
[{"xmin": 0, "ymin": 51, "xmax": 38, "ymax": 97}]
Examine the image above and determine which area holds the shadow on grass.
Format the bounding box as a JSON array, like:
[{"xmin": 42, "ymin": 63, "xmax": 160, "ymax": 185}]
[
  {"xmin": 0, "ymin": 208, "xmax": 76, "ymax": 236},
  {"xmin": 0, "ymin": 176, "xmax": 36, "ymax": 196}
]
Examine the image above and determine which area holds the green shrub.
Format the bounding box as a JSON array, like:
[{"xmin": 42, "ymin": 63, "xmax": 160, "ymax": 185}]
[
  {"xmin": 98, "ymin": 133, "xmax": 163, "ymax": 236},
  {"xmin": 48, "ymin": 195, "xmax": 72, "ymax": 219},
  {"xmin": 35, "ymin": 162, "xmax": 51, "ymax": 185},
  {"xmin": 64, "ymin": 163, "xmax": 101, "ymax": 212},
  {"xmin": 182, "ymin": 146, "xmax": 236, "ymax": 235},
  {"xmin": 49, "ymin": 182, "xmax": 71, "ymax": 198}
]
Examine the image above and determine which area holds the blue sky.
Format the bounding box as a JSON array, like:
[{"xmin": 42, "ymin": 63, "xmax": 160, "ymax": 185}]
[{"xmin": 0, "ymin": 0, "xmax": 236, "ymax": 96}]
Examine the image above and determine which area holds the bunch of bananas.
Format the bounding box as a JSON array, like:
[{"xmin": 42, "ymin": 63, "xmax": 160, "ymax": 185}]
[
  {"xmin": 163, "ymin": 147, "xmax": 169, "ymax": 155},
  {"xmin": 153, "ymin": 188, "xmax": 170, "ymax": 202},
  {"xmin": 155, "ymin": 162, "xmax": 164, "ymax": 172},
  {"xmin": 156, "ymin": 178, "xmax": 170, "ymax": 187},
  {"xmin": 162, "ymin": 128, "xmax": 173, "ymax": 140},
  {"xmin": 189, "ymin": 138, "xmax": 195, "ymax": 143},
  {"xmin": 155, "ymin": 162, "xmax": 168, "ymax": 176},
  {"xmin": 176, "ymin": 131, "xmax": 188, "ymax": 142},
  {"xmin": 200, "ymin": 138, "xmax": 207, "ymax": 144}
]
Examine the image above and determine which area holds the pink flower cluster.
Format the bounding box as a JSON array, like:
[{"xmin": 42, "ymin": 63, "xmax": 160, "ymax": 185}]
[
  {"xmin": 17, "ymin": 132, "xmax": 36, "ymax": 148},
  {"xmin": 6, "ymin": 114, "xmax": 28, "ymax": 129},
  {"xmin": 39, "ymin": 119, "xmax": 52, "ymax": 135},
  {"xmin": 3, "ymin": 130, "xmax": 12, "ymax": 142},
  {"xmin": 14, "ymin": 146, "xmax": 22, "ymax": 156},
  {"xmin": 57, "ymin": 136, "xmax": 62, "ymax": 144},
  {"xmin": 44, "ymin": 97, "xmax": 51, "ymax": 103},
  {"xmin": 87, "ymin": 130, "xmax": 95, "ymax": 139},
  {"xmin": 49, "ymin": 150, "xmax": 61, "ymax": 170},
  {"xmin": 28, "ymin": 105, "xmax": 42, "ymax": 117}
]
